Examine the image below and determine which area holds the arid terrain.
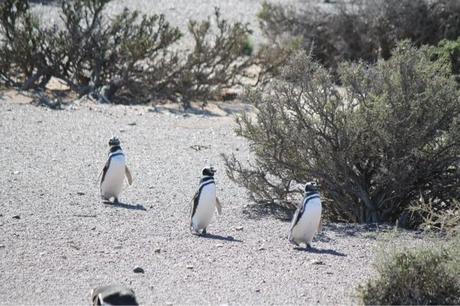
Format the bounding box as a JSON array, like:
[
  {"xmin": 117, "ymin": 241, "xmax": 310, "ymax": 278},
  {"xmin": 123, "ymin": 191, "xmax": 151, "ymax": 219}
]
[{"xmin": 0, "ymin": 91, "xmax": 428, "ymax": 305}]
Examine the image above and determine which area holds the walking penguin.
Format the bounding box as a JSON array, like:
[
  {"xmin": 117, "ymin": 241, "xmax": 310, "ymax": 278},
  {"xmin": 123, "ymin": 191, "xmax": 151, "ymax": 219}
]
[
  {"xmin": 190, "ymin": 167, "xmax": 222, "ymax": 235},
  {"xmin": 99, "ymin": 136, "xmax": 133, "ymax": 203},
  {"xmin": 288, "ymin": 182, "xmax": 322, "ymax": 248}
]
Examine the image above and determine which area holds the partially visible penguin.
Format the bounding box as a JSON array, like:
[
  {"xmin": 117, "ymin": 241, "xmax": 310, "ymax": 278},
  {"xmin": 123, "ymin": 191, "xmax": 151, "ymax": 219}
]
[
  {"xmin": 288, "ymin": 182, "xmax": 322, "ymax": 248},
  {"xmin": 99, "ymin": 136, "xmax": 133, "ymax": 203},
  {"xmin": 91, "ymin": 285, "xmax": 138, "ymax": 306},
  {"xmin": 190, "ymin": 167, "xmax": 222, "ymax": 235}
]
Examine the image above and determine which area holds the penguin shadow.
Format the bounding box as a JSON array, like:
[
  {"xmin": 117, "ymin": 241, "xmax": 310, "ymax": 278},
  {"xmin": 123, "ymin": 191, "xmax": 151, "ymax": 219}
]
[
  {"xmin": 103, "ymin": 201, "xmax": 147, "ymax": 211},
  {"xmin": 294, "ymin": 246, "xmax": 347, "ymax": 257},
  {"xmin": 198, "ymin": 233, "xmax": 243, "ymax": 243}
]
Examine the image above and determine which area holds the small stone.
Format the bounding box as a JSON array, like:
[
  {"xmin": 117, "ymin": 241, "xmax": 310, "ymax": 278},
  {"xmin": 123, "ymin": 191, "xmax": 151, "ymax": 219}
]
[
  {"xmin": 119, "ymin": 129, "xmax": 126, "ymax": 133},
  {"xmin": 91, "ymin": 227, "xmax": 96, "ymax": 230},
  {"xmin": 258, "ymin": 247, "xmax": 265, "ymax": 251},
  {"xmin": 255, "ymin": 289, "xmax": 261, "ymax": 293},
  {"xmin": 76, "ymin": 192, "xmax": 85, "ymax": 196},
  {"xmin": 310, "ymin": 260, "xmax": 324, "ymax": 265},
  {"xmin": 235, "ymin": 226, "xmax": 244, "ymax": 231},
  {"xmin": 326, "ymin": 271, "xmax": 333, "ymax": 275},
  {"xmin": 13, "ymin": 171, "xmax": 20, "ymax": 175},
  {"xmin": 133, "ymin": 266, "xmax": 144, "ymax": 274},
  {"xmin": 154, "ymin": 248, "xmax": 161, "ymax": 253},
  {"xmin": 186, "ymin": 265, "xmax": 194, "ymax": 269},
  {"xmin": 114, "ymin": 246, "xmax": 122, "ymax": 249},
  {"xmin": 12, "ymin": 215, "xmax": 20, "ymax": 220},
  {"xmin": 216, "ymin": 244, "xmax": 224, "ymax": 248},
  {"xmin": 0, "ymin": 245, "xmax": 5, "ymax": 249},
  {"xmin": 128, "ymin": 122, "xmax": 137, "ymax": 126}
]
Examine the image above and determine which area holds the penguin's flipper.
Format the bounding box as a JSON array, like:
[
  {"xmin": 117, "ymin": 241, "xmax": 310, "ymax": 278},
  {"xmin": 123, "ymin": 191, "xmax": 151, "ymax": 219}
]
[
  {"xmin": 191, "ymin": 190, "xmax": 200, "ymax": 219},
  {"xmin": 100, "ymin": 159, "xmax": 110, "ymax": 188},
  {"xmin": 125, "ymin": 166, "xmax": 133, "ymax": 185},
  {"xmin": 215, "ymin": 197, "xmax": 222, "ymax": 215},
  {"xmin": 289, "ymin": 206, "xmax": 302, "ymax": 232}
]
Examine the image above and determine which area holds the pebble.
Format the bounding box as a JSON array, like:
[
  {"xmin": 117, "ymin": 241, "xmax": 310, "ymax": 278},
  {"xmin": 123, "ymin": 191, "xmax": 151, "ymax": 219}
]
[
  {"xmin": 310, "ymin": 260, "xmax": 325, "ymax": 265},
  {"xmin": 133, "ymin": 266, "xmax": 145, "ymax": 274},
  {"xmin": 128, "ymin": 122, "xmax": 137, "ymax": 126},
  {"xmin": 235, "ymin": 226, "xmax": 244, "ymax": 231},
  {"xmin": 154, "ymin": 248, "xmax": 161, "ymax": 253},
  {"xmin": 216, "ymin": 244, "xmax": 224, "ymax": 248},
  {"xmin": 186, "ymin": 265, "xmax": 194, "ymax": 269},
  {"xmin": 12, "ymin": 215, "xmax": 20, "ymax": 219},
  {"xmin": 258, "ymin": 246, "xmax": 265, "ymax": 251},
  {"xmin": 77, "ymin": 192, "xmax": 85, "ymax": 196}
]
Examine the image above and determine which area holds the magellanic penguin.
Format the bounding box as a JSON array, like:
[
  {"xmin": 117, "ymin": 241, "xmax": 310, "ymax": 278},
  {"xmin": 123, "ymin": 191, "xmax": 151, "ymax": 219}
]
[
  {"xmin": 99, "ymin": 137, "xmax": 133, "ymax": 203},
  {"xmin": 288, "ymin": 182, "xmax": 322, "ymax": 248},
  {"xmin": 91, "ymin": 285, "xmax": 138, "ymax": 306},
  {"xmin": 190, "ymin": 167, "xmax": 222, "ymax": 235}
]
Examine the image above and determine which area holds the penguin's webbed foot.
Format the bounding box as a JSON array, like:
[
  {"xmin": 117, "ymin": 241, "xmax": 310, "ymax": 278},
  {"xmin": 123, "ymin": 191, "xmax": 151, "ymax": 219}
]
[
  {"xmin": 289, "ymin": 238, "xmax": 299, "ymax": 247},
  {"xmin": 201, "ymin": 228, "xmax": 207, "ymax": 236},
  {"xmin": 113, "ymin": 197, "xmax": 119, "ymax": 204}
]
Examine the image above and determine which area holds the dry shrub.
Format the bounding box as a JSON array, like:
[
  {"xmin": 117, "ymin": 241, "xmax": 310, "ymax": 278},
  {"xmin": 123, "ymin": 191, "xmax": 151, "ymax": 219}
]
[
  {"xmin": 0, "ymin": 0, "xmax": 258, "ymax": 106},
  {"xmin": 358, "ymin": 237, "xmax": 460, "ymax": 305},
  {"xmin": 224, "ymin": 41, "xmax": 460, "ymax": 224},
  {"xmin": 257, "ymin": 0, "xmax": 460, "ymax": 76}
]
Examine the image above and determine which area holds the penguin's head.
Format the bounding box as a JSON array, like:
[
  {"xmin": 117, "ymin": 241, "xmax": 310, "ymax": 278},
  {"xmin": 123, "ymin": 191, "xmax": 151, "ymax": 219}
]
[
  {"xmin": 202, "ymin": 167, "xmax": 216, "ymax": 177},
  {"xmin": 304, "ymin": 181, "xmax": 318, "ymax": 193},
  {"xmin": 108, "ymin": 136, "xmax": 121, "ymax": 147}
]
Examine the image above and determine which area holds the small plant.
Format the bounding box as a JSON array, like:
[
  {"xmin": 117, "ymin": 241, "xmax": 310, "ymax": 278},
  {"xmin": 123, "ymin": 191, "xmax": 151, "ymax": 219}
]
[{"xmin": 358, "ymin": 238, "xmax": 460, "ymax": 305}]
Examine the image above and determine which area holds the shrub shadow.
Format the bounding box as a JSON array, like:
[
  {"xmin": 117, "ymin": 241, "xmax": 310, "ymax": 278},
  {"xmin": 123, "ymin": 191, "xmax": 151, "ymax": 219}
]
[
  {"xmin": 242, "ymin": 202, "xmax": 293, "ymax": 221},
  {"xmin": 103, "ymin": 201, "xmax": 147, "ymax": 211}
]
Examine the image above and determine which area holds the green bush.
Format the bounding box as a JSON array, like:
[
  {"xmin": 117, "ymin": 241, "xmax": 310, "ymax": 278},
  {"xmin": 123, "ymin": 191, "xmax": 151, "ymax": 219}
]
[
  {"xmin": 0, "ymin": 0, "xmax": 256, "ymax": 106},
  {"xmin": 358, "ymin": 238, "xmax": 460, "ymax": 305},
  {"xmin": 224, "ymin": 41, "xmax": 460, "ymax": 224},
  {"xmin": 257, "ymin": 0, "xmax": 460, "ymax": 76}
]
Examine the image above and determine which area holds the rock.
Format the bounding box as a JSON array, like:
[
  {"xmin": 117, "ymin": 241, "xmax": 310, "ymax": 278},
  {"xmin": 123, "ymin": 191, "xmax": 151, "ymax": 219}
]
[
  {"xmin": 235, "ymin": 226, "xmax": 244, "ymax": 231},
  {"xmin": 186, "ymin": 265, "xmax": 194, "ymax": 270},
  {"xmin": 114, "ymin": 246, "xmax": 122, "ymax": 249},
  {"xmin": 258, "ymin": 246, "xmax": 265, "ymax": 251},
  {"xmin": 133, "ymin": 266, "xmax": 144, "ymax": 274},
  {"xmin": 12, "ymin": 215, "xmax": 20, "ymax": 220},
  {"xmin": 119, "ymin": 129, "xmax": 126, "ymax": 133},
  {"xmin": 128, "ymin": 122, "xmax": 137, "ymax": 126},
  {"xmin": 255, "ymin": 289, "xmax": 261, "ymax": 293},
  {"xmin": 0, "ymin": 245, "xmax": 5, "ymax": 249},
  {"xmin": 216, "ymin": 244, "xmax": 224, "ymax": 248},
  {"xmin": 13, "ymin": 171, "xmax": 20, "ymax": 175},
  {"xmin": 310, "ymin": 260, "xmax": 325, "ymax": 265},
  {"xmin": 76, "ymin": 192, "xmax": 85, "ymax": 196},
  {"xmin": 154, "ymin": 248, "xmax": 161, "ymax": 253}
]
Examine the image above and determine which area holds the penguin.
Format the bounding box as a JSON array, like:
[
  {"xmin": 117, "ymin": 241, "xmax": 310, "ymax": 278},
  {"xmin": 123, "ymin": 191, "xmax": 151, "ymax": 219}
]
[
  {"xmin": 91, "ymin": 285, "xmax": 138, "ymax": 306},
  {"xmin": 99, "ymin": 136, "xmax": 133, "ymax": 203},
  {"xmin": 288, "ymin": 182, "xmax": 322, "ymax": 248},
  {"xmin": 190, "ymin": 167, "xmax": 222, "ymax": 235}
]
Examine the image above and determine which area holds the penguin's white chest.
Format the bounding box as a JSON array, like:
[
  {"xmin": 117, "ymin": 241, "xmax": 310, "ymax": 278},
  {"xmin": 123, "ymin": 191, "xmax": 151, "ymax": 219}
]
[
  {"xmin": 290, "ymin": 198, "xmax": 322, "ymax": 245},
  {"xmin": 101, "ymin": 155, "xmax": 126, "ymax": 197},
  {"xmin": 192, "ymin": 183, "xmax": 216, "ymax": 230}
]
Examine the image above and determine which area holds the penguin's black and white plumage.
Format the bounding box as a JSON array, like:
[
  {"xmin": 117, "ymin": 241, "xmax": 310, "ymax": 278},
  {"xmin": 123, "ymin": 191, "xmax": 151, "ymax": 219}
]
[
  {"xmin": 99, "ymin": 137, "xmax": 133, "ymax": 203},
  {"xmin": 190, "ymin": 167, "xmax": 222, "ymax": 235},
  {"xmin": 288, "ymin": 182, "xmax": 322, "ymax": 248},
  {"xmin": 91, "ymin": 285, "xmax": 138, "ymax": 306}
]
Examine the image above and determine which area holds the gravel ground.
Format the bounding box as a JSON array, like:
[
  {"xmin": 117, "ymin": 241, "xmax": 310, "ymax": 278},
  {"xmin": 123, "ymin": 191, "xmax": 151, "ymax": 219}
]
[{"xmin": 0, "ymin": 92, "xmax": 428, "ymax": 305}]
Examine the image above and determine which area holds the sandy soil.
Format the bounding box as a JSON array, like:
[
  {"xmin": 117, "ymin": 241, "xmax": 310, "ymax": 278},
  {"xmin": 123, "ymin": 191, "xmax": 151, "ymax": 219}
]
[{"xmin": 0, "ymin": 92, "xmax": 427, "ymax": 305}]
